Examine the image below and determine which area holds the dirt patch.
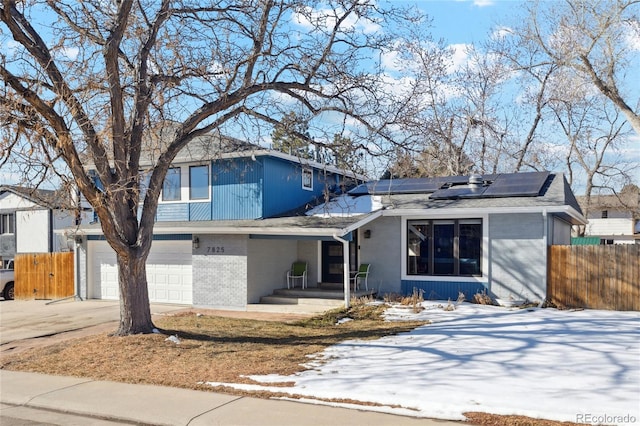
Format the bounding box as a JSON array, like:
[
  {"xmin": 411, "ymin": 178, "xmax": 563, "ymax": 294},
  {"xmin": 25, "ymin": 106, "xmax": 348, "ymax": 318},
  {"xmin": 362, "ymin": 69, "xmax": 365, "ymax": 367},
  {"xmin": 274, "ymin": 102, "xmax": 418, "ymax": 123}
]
[{"xmin": 464, "ymin": 412, "xmax": 583, "ymax": 426}]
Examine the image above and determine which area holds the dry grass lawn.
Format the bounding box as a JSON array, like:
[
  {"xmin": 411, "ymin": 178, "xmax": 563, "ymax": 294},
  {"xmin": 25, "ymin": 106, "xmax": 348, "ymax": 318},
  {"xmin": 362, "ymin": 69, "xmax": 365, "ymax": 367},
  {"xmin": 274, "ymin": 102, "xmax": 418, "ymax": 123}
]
[
  {"xmin": 1, "ymin": 304, "xmax": 423, "ymax": 393},
  {"xmin": 0, "ymin": 303, "xmax": 583, "ymax": 426}
]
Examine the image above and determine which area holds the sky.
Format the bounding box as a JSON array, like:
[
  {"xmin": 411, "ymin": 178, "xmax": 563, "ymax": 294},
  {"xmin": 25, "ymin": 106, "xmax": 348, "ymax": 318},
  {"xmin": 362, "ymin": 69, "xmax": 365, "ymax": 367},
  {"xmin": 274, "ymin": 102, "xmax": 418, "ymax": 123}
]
[
  {"xmin": 204, "ymin": 301, "xmax": 640, "ymax": 424},
  {"xmin": 1, "ymin": 0, "xmax": 638, "ymax": 191},
  {"xmin": 400, "ymin": 0, "xmax": 640, "ymax": 192},
  {"xmin": 404, "ymin": 0, "xmax": 523, "ymax": 44}
]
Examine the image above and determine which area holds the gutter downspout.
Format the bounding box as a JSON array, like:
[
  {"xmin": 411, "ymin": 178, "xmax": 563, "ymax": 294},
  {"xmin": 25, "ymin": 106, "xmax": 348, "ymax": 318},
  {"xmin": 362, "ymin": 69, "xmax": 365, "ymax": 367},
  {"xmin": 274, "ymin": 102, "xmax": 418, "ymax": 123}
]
[
  {"xmin": 333, "ymin": 233, "xmax": 351, "ymax": 308},
  {"xmin": 541, "ymin": 209, "xmax": 548, "ymax": 308}
]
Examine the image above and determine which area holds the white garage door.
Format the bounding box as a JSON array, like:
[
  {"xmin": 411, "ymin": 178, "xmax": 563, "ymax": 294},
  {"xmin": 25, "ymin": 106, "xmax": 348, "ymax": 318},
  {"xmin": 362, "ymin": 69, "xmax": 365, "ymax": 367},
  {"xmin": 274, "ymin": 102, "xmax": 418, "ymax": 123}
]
[{"xmin": 89, "ymin": 240, "xmax": 192, "ymax": 304}]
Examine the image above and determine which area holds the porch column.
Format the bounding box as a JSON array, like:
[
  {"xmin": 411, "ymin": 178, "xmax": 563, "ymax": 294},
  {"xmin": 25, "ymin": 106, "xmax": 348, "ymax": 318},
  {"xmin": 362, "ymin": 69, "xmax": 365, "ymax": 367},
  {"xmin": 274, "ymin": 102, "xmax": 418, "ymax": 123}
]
[{"xmin": 333, "ymin": 234, "xmax": 351, "ymax": 308}]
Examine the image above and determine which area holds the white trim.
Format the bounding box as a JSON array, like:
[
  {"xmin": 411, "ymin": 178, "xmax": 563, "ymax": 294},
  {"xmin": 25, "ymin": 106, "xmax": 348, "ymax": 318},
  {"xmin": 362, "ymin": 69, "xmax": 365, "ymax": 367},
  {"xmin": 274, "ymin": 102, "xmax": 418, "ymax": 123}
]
[
  {"xmin": 400, "ymin": 214, "xmax": 490, "ymax": 282},
  {"xmin": 384, "ymin": 205, "xmax": 586, "ymax": 224},
  {"xmin": 78, "ymin": 224, "xmax": 351, "ymax": 237}
]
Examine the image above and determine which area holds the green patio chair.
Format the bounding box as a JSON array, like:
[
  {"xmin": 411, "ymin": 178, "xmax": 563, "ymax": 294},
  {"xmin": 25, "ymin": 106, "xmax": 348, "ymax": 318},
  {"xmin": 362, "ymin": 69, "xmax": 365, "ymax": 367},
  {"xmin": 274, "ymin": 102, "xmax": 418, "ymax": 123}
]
[
  {"xmin": 351, "ymin": 263, "xmax": 371, "ymax": 291},
  {"xmin": 286, "ymin": 261, "xmax": 308, "ymax": 289}
]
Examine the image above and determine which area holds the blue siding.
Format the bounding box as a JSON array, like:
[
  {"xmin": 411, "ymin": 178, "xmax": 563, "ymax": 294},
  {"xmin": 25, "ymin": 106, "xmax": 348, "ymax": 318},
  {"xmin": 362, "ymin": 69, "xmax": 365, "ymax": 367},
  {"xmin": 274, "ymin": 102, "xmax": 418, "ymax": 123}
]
[
  {"xmin": 262, "ymin": 157, "xmax": 334, "ymax": 217},
  {"xmin": 157, "ymin": 203, "xmax": 189, "ymax": 221},
  {"xmin": 211, "ymin": 158, "xmax": 263, "ymax": 220},
  {"xmin": 189, "ymin": 202, "xmax": 211, "ymax": 221},
  {"xmin": 148, "ymin": 155, "xmax": 345, "ymax": 222},
  {"xmin": 401, "ymin": 280, "xmax": 488, "ymax": 301}
]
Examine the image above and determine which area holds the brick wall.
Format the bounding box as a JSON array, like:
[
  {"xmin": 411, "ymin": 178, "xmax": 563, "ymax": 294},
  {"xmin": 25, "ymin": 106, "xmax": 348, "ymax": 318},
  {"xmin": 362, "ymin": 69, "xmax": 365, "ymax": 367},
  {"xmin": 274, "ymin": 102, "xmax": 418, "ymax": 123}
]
[{"xmin": 192, "ymin": 234, "xmax": 248, "ymax": 308}]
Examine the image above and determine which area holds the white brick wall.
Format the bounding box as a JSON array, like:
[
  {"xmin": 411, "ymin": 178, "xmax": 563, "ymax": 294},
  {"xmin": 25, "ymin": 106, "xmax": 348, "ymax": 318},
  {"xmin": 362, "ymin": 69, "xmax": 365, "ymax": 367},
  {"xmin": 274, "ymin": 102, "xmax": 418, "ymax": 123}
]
[{"xmin": 192, "ymin": 234, "xmax": 248, "ymax": 308}]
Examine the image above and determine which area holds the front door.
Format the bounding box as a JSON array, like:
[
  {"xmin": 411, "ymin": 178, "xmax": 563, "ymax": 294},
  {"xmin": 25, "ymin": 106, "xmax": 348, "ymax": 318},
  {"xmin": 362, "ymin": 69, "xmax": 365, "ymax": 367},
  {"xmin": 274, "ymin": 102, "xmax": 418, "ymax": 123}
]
[{"xmin": 321, "ymin": 234, "xmax": 358, "ymax": 283}]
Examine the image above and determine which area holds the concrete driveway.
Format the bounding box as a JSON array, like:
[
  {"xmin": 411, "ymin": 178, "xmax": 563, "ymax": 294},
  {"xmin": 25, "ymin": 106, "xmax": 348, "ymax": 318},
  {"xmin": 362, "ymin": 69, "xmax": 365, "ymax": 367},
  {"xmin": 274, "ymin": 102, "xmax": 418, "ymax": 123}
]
[{"xmin": 0, "ymin": 299, "xmax": 187, "ymax": 346}]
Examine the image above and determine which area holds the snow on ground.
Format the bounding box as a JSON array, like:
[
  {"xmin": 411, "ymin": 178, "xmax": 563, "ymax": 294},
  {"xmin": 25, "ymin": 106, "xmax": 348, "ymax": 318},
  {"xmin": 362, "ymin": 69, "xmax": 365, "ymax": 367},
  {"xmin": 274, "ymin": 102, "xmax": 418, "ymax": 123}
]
[{"xmin": 205, "ymin": 302, "xmax": 640, "ymax": 424}]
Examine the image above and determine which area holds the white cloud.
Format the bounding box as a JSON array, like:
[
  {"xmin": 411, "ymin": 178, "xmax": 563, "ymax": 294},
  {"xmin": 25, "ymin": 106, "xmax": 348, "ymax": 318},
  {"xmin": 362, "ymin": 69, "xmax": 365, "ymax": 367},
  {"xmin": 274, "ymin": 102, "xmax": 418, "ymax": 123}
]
[
  {"xmin": 446, "ymin": 43, "xmax": 471, "ymax": 74},
  {"xmin": 380, "ymin": 49, "xmax": 402, "ymax": 72},
  {"xmin": 473, "ymin": 0, "xmax": 495, "ymax": 7},
  {"xmin": 623, "ymin": 20, "xmax": 640, "ymax": 51},
  {"xmin": 292, "ymin": 5, "xmax": 381, "ymax": 35},
  {"xmin": 59, "ymin": 46, "xmax": 79, "ymax": 60},
  {"xmin": 491, "ymin": 26, "xmax": 513, "ymax": 40}
]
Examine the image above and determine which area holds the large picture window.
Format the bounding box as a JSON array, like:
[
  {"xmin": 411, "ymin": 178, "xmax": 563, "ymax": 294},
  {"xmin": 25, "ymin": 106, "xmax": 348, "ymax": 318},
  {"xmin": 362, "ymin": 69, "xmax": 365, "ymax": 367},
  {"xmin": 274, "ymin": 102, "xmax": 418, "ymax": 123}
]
[{"xmin": 407, "ymin": 219, "xmax": 482, "ymax": 277}]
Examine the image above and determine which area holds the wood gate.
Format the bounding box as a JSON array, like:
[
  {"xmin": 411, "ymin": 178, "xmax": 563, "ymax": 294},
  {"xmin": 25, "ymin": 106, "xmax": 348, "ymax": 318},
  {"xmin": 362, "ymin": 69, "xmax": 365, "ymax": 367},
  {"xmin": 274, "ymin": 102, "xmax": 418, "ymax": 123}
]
[{"xmin": 14, "ymin": 252, "xmax": 75, "ymax": 300}]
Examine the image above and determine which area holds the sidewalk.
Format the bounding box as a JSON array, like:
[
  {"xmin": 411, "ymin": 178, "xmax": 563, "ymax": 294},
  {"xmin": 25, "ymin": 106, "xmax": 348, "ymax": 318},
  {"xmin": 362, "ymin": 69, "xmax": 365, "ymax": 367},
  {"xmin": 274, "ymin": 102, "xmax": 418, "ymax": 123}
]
[{"xmin": 0, "ymin": 370, "xmax": 460, "ymax": 426}]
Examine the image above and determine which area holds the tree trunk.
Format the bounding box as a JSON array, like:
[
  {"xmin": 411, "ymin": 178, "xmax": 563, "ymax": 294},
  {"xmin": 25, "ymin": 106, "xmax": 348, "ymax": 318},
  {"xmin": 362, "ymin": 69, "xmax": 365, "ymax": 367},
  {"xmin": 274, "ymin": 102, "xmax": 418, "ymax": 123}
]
[{"xmin": 114, "ymin": 251, "xmax": 155, "ymax": 336}]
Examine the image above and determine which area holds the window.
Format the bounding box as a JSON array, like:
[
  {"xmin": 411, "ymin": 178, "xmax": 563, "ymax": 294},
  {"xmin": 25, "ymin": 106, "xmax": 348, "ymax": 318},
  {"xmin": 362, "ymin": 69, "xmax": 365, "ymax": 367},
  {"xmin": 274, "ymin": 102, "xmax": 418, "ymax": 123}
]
[
  {"xmin": 162, "ymin": 167, "xmax": 181, "ymax": 201},
  {"xmin": 189, "ymin": 165, "xmax": 209, "ymax": 200},
  {"xmin": 0, "ymin": 214, "xmax": 15, "ymax": 234},
  {"xmin": 302, "ymin": 168, "xmax": 313, "ymax": 190},
  {"xmin": 407, "ymin": 219, "xmax": 482, "ymax": 277},
  {"xmin": 601, "ymin": 210, "xmax": 608, "ymax": 219}
]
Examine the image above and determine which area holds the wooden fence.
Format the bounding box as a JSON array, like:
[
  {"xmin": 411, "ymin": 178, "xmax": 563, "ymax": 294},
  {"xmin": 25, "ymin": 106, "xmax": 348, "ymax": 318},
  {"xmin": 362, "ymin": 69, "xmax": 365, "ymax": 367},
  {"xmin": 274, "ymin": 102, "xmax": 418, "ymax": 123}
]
[
  {"xmin": 14, "ymin": 252, "xmax": 75, "ymax": 300},
  {"xmin": 547, "ymin": 245, "xmax": 640, "ymax": 311}
]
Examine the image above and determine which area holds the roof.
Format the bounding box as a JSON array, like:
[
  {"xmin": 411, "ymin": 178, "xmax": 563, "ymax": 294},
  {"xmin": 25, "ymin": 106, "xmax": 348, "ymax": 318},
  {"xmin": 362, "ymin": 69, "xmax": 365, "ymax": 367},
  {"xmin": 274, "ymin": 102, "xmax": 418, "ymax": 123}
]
[
  {"xmin": 0, "ymin": 185, "xmax": 69, "ymax": 209},
  {"xmin": 76, "ymin": 171, "xmax": 587, "ymax": 238},
  {"xmin": 576, "ymin": 189, "xmax": 640, "ymax": 219},
  {"xmin": 78, "ymin": 213, "xmax": 373, "ymax": 238},
  {"xmin": 379, "ymin": 173, "xmax": 584, "ymax": 224},
  {"xmin": 83, "ymin": 121, "xmax": 363, "ymax": 179}
]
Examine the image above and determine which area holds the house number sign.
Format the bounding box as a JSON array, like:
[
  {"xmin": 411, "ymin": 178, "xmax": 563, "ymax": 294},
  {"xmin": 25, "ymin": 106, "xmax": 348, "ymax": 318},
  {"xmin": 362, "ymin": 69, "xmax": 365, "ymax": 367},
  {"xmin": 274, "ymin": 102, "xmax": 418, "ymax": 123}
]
[{"xmin": 206, "ymin": 246, "xmax": 225, "ymax": 254}]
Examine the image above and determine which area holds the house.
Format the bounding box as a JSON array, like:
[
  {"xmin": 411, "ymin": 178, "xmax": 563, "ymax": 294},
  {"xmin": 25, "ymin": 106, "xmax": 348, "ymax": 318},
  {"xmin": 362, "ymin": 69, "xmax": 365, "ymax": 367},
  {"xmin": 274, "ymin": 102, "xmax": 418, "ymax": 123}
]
[
  {"xmin": 0, "ymin": 185, "xmax": 91, "ymax": 268},
  {"xmin": 74, "ymin": 135, "xmax": 586, "ymax": 308},
  {"xmin": 323, "ymin": 171, "xmax": 586, "ymax": 304},
  {"xmin": 575, "ymin": 188, "xmax": 640, "ymax": 244},
  {"xmin": 74, "ymin": 133, "xmax": 362, "ymax": 306}
]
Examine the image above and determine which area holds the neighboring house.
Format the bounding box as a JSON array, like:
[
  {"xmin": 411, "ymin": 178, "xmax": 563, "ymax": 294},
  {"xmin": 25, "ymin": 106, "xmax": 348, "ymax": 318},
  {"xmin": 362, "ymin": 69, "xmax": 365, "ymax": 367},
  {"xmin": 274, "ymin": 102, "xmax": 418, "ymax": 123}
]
[
  {"xmin": 0, "ymin": 185, "xmax": 90, "ymax": 268},
  {"xmin": 75, "ymin": 148, "xmax": 586, "ymax": 308},
  {"xmin": 576, "ymin": 189, "xmax": 640, "ymax": 244}
]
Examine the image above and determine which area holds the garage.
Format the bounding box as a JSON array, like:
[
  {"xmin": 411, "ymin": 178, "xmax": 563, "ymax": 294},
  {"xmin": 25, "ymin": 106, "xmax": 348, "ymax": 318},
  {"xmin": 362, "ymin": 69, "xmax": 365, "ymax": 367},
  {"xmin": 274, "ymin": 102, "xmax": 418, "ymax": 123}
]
[{"xmin": 88, "ymin": 239, "xmax": 192, "ymax": 304}]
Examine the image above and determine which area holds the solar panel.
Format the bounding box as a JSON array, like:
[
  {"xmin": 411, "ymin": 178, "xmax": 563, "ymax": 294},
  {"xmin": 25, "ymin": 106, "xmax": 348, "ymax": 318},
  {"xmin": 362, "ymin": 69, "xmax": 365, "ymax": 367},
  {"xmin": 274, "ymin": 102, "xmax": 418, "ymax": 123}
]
[
  {"xmin": 350, "ymin": 172, "xmax": 550, "ymax": 199},
  {"xmin": 349, "ymin": 176, "xmax": 470, "ymax": 195},
  {"xmin": 482, "ymin": 171, "xmax": 550, "ymax": 197},
  {"xmin": 429, "ymin": 186, "xmax": 487, "ymax": 199}
]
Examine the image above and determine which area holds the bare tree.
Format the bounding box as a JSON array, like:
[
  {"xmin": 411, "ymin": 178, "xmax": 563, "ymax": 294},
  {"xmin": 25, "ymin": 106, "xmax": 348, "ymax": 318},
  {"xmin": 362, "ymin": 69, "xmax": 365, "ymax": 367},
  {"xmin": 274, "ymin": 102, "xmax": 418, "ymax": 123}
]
[
  {"xmin": 524, "ymin": 0, "xmax": 640, "ymax": 134},
  {"xmin": 0, "ymin": 0, "xmax": 413, "ymax": 335},
  {"xmin": 488, "ymin": 0, "xmax": 639, "ymax": 198},
  {"xmin": 550, "ymin": 87, "xmax": 635, "ymax": 216}
]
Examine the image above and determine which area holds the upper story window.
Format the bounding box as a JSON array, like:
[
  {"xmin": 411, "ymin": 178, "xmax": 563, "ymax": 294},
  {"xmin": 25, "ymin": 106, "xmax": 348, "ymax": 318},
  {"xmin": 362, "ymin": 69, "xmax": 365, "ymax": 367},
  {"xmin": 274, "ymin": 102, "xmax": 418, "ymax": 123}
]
[
  {"xmin": 407, "ymin": 219, "xmax": 482, "ymax": 277},
  {"xmin": 302, "ymin": 168, "xmax": 313, "ymax": 191},
  {"xmin": 162, "ymin": 167, "xmax": 181, "ymax": 201},
  {"xmin": 601, "ymin": 210, "xmax": 608, "ymax": 218},
  {"xmin": 0, "ymin": 213, "xmax": 15, "ymax": 234},
  {"xmin": 159, "ymin": 164, "xmax": 211, "ymax": 203},
  {"xmin": 189, "ymin": 165, "xmax": 209, "ymax": 200}
]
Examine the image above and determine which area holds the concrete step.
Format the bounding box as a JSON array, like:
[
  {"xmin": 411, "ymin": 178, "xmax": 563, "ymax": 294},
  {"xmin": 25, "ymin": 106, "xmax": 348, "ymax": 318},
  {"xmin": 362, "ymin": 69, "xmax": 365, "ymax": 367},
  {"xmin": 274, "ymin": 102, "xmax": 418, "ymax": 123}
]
[
  {"xmin": 317, "ymin": 282, "xmax": 344, "ymax": 290},
  {"xmin": 260, "ymin": 295, "xmax": 345, "ymax": 306},
  {"xmin": 246, "ymin": 302, "xmax": 342, "ymax": 314},
  {"xmin": 271, "ymin": 288, "xmax": 376, "ymax": 299}
]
